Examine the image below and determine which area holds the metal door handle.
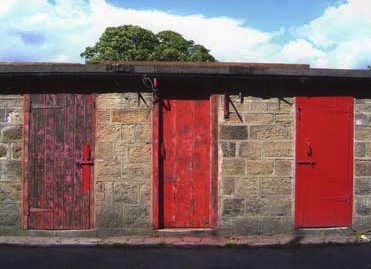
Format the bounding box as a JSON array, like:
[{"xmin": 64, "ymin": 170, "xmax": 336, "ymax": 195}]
[
  {"xmin": 297, "ymin": 160, "xmax": 316, "ymax": 165},
  {"xmin": 306, "ymin": 142, "xmax": 312, "ymax": 156}
]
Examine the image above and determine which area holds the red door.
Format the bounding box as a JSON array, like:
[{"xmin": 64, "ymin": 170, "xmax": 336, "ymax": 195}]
[
  {"xmin": 160, "ymin": 96, "xmax": 211, "ymax": 228},
  {"xmin": 295, "ymin": 97, "xmax": 353, "ymax": 227},
  {"xmin": 26, "ymin": 94, "xmax": 94, "ymax": 230}
]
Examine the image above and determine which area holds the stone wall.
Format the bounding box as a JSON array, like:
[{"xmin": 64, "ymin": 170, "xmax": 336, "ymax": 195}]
[
  {"xmin": 219, "ymin": 95, "xmax": 295, "ymax": 235},
  {"xmin": 0, "ymin": 95, "xmax": 23, "ymax": 235},
  {"xmin": 353, "ymin": 99, "xmax": 371, "ymax": 230},
  {"xmin": 95, "ymin": 93, "xmax": 153, "ymax": 235}
]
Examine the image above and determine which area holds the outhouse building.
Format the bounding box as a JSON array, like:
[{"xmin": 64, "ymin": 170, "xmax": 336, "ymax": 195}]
[{"xmin": 0, "ymin": 62, "xmax": 370, "ymax": 237}]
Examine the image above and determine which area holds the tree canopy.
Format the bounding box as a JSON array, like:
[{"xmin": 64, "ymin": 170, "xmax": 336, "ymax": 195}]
[{"xmin": 80, "ymin": 25, "xmax": 215, "ymax": 62}]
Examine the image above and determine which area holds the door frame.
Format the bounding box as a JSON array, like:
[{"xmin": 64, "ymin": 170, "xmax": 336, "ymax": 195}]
[
  {"xmin": 23, "ymin": 94, "xmax": 96, "ymax": 229},
  {"xmin": 294, "ymin": 96, "xmax": 354, "ymax": 228},
  {"xmin": 152, "ymin": 94, "xmax": 218, "ymax": 229}
]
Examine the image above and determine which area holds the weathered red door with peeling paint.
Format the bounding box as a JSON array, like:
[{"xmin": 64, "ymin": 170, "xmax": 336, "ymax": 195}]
[
  {"xmin": 295, "ymin": 97, "xmax": 353, "ymax": 227},
  {"xmin": 26, "ymin": 94, "xmax": 94, "ymax": 230},
  {"xmin": 160, "ymin": 95, "xmax": 211, "ymax": 228}
]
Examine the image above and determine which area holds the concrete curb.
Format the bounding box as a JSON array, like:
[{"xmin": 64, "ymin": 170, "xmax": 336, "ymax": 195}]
[{"xmin": 0, "ymin": 235, "xmax": 369, "ymax": 248}]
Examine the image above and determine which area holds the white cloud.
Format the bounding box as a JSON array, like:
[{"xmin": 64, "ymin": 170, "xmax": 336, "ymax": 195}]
[{"xmin": 0, "ymin": 0, "xmax": 370, "ymax": 69}]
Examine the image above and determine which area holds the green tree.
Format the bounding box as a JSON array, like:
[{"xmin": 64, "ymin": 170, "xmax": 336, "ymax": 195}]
[{"xmin": 81, "ymin": 25, "xmax": 215, "ymax": 62}]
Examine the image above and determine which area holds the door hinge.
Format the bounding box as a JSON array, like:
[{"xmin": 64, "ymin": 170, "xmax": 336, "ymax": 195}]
[
  {"xmin": 26, "ymin": 100, "xmax": 31, "ymax": 113},
  {"xmin": 160, "ymin": 142, "xmax": 166, "ymax": 160}
]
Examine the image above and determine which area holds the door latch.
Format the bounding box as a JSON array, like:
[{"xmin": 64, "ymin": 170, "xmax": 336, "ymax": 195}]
[{"xmin": 297, "ymin": 160, "xmax": 316, "ymax": 165}]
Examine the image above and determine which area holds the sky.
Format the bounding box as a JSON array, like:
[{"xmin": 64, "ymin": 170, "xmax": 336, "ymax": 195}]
[{"xmin": 0, "ymin": 0, "xmax": 370, "ymax": 69}]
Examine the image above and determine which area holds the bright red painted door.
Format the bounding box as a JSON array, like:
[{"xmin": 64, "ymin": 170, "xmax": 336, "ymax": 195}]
[
  {"xmin": 295, "ymin": 97, "xmax": 353, "ymax": 227},
  {"xmin": 26, "ymin": 94, "xmax": 94, "ymax": 230},
  {"xmin": 160, "ymin": 96, "xmax": 211, "ymax": 228}
]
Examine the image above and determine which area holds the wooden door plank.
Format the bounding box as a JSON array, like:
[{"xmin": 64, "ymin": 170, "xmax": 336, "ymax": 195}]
[
  {"xmin": 63, "ymin": 94, "xmax": 75, "ymax": 229},
  {"xmin": 192, "ymin": 99, "xmax": 211, "ymax": 227},
  {"xmin": 44, "ymin": 94, "xmax": 57, "ymax": 229},
  {"xmin": 162, "ymin": 99, "xmax": 177, "ymax": 227},
  {"xmin": 174, "ymin": 100, "xmax": 194, "ymax": 227},
  {"xmin": 72, "ymin": 94, "xmax": 84, "ymax": 229},
  {"xmin": 54, "ymin": 94, "xmax": 66, "ymax": 229}
]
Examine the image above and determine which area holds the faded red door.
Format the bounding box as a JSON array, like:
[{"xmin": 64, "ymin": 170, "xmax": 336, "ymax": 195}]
[
  {"xmin": 160, "ymin": 95, "xmax": 211, "ymax": 228},
  {"xmin": 295, "ymin": 97, "xmax": 353, "ymax": 227},
  {"xmin": 26, "ymin": 94, "xmax": 94, "ymax": 230}
]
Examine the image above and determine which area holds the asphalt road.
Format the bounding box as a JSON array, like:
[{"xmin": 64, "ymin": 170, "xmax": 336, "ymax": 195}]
[{"xmin": 1, "ymin": 244, "xmax": 371, "ymax": 269}]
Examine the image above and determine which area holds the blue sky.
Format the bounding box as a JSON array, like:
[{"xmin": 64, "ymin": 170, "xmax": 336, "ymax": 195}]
[
  {"xmin": 0, "ymin": 0, "xmax": 370, "ymax": 68},
  {"xmin": 108, "ymin": 0, "xmax": 345, "ymax": 31}
]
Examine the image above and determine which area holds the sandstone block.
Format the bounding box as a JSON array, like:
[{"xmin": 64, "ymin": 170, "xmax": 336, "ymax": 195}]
[
  {"xmin": 249, "ymin": 102, "xmax": 268, "ymax": 112},
  {"xmin": 274, "ymin": 160, "xmax": 293, "ymax": 176},
  {"xmin": 246, "ymin": 160, "xmax": 273, "ymax": 176},
  {"xmin": 220, "ymin": 125, "xmax": 248, "ymax": 140},
  {"xmin": 263, "ymin": 142, "xmax": 293, "ymax": 157},
  {"xmin": 355, "ymin": 113, "xmax": 369, "ymax": 126},
  {"xmin": 356, "ymin": 197, "xmax": 371, "ymax": 216},
  {"xmin": 275, "ymin": 114, "xmax": 293, "ymax": 125},
  {"xmin": 355, "ymin": 160, "xmax": 371, "ymax": 177},
  {"xmin": 123, "ymin": 206, "xmax": 150, "ymax": 228},
  {"xmin": 235, "ymin": 178, "xmax": 259, "ymax": 198},
  {"xmin": 123, "ymin": 163, "xmax": 151, "ymax": 180},
  {"xmin": 222, "ymin": 198, "xmax": 245, "ymax": 217},
  {"xmin": 261, "ymin": 217, "xmax": 294, "ymax": 235},
  {"xmin": 355, "ymin": 178, "xmax": 371, "ymax": 195},
  {"xmin": 239, "ymin": 142, "xmax": 262, "ymax": 159},
  {"xmin": 96, "ymin": 205, "xmax": 123, "ymax": 229},
  {"xmin": 365, "ymin": 143, "xmax": 371, "ymax": 158},
  {"xmin": 6, "ymin": 111, "xmax": 22, "ymax": 124},
  {"xmin": 113, "ymin": 182, "xmax": 139, "ymax": 204},
  {"xmin": 0, "ymin": 182, "xmax": 21, "ymax": 203},
  {"xmin": 1, "ymin": 125, "xmax": 22, "ymax": 142},
  {"xmin": 261, "ymin": 178, "xmax": 292, "ymax": 195},
  {"xmin": 0, "ymin": 109, "xmax": 5, "ymax": 122},
  {"xmin": 0, "ymin": 143, "xmax": 7, "ymax": 158},
  {"xmin": 245, "ymin": 197, "xmax": 263, "ymax": 215},
  {"xmin": 355, "ymin": 103, "xmax": 371, "ymax": 113},
  {"xmin": 135, "ymin": 124, "xmax": 152, "ymax": 142},
  {"xmin": 222, "ymin": 177, "xmax": 235, "ymax": 195},
  {"xmin": 268, "ymin": 101, "xmax": 292, "ymax": 112},
  {"xmin": 128, "ymin": 144, "xmax": 151, "ymax": 162},
  {"xmin": 139, "ymin": 183, "xmax": 151, "ymax": 205},
  {"xmin": 249, "ymin": 126, "xmax": 287, "ymax": 140},
  {"xmin": 0, "ymin": 99, "xmax": 23, "ymax": 109},
  {"xmin": 355, "ymin": 142, "xmax": 366, "ymax": 157},
  {"xmin": 223, "ymin": 159, "xmax": 245, "ymax": 176},
  {"xmin": 95, "ymin": 159, "xmax": 121, "ymax": 180},
  {"xmin": 0, "ymin": 160, "xmax": 21, "ymax": 181},
  {"xmin": 10, "ymin": 143, "xmax": 21, "ymax": 160},
  {"xmin": 0, "ymin": 203, "xmax": 20, "ymax": 226},
  {"xmin": 356, "ymin": 126, "xmax": 371, "ymax": 141},
  {"xmin": 221, "ymin": 142, "xmax": 236, "ymax": 157},
  {"xmin": 112, "ymin": 109, "xmax": 150, "ymax": 123},
  {"xmin": 244, "ymin": 113, "xmax": 274, "ymax": 124},
  {"xmin": 261, "ymin": 196, "xmax": 292, "ymax": 216},
  {"xmin": 122, "ymin": 125, "xmax": 136, "ymax": 142},
  {"xmin": 352, "ymin": 216, "xmax": 371, "ymax": 230},
  {"xmin": 96, "ymin": 126, "xmax": 121, "ymax": 142},
  {"xmin": 95, "ymin": 142, "xmax": 114, "ymax": 161},
  {"xmin": 232, "ymin": 217, "xmax": 261, "ymax": 235}
]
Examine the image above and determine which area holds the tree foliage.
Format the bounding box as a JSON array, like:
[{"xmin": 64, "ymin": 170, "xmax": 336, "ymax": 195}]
[{"xmin": 81, "ymin": 25, "xmax": 215, "ymax": 62}]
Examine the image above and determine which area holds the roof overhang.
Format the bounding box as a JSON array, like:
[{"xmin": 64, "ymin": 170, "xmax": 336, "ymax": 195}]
[{"xmin": 0, "ymin": 62, "xmax": 370, "ymax": 96}]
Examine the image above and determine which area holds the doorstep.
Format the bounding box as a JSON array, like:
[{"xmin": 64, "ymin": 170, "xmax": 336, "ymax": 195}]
[
  {"xmin": 154, "ymin": 228, "xmax": 217, "ymax": 237},
  {"xmin": 0, "ymin": 233, "xmax": 367, "ymax": 247}
]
